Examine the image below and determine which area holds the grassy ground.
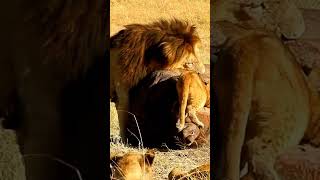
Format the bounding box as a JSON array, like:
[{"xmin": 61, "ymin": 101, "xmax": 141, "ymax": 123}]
[
  {"xmin": 110, "ymin": 142, "xmax": 210, "ymax": 179},
  {"xmin": 110, "ymin": 0, "xmax": 210, "ymax": 179}
]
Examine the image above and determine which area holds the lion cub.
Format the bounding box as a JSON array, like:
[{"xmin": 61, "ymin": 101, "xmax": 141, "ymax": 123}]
[
  {"xmin": 168, "ymin": 163, "xmax": 210, "ymax": 180},
  {"xmin": 110, "ymin": 149, "xmax": 155, "ymax": 180},
  {"xmin": 176, "ymin": 71, "xmax": 210, "ymax": 132}
]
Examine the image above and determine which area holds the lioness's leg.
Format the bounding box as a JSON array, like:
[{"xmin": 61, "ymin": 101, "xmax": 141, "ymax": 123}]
[
  {"xmin": 176, "ymin": 78, "xmax": 190, "ymax": 132},
  {"xmin": 187, "ymin": 105, "xmax": 204, "ymax": 128},
  {"xmin": 17, "ymin": 67, "xmax": 64, "ymax": 180}
]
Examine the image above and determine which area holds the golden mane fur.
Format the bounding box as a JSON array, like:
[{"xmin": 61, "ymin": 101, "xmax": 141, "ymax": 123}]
[
  {"xmin": 111, "ymin": 19, "xmax": 204, "ymax": 89},
  {"xmin": 24, "ymin": 0, "xmax": 107, "ymax": 76}
]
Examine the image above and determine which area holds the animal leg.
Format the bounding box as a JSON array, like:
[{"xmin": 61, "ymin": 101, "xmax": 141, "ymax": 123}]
[
  {"xmin": 115, "ymin": 85, "xmax": 130, "ymax": 140},
  {"xmin": 176, "ymin": 79, "xmax": 189, "ymax": 132},
  {"xmin": 187, "ymin": 105, "xmax": 204, "ymax": 128}
]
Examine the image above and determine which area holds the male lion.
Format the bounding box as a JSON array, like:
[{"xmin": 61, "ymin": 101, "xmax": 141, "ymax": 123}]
[
  {"xmin": 110, "ymin": 19, "xmax": 206, "ymax": 138},
  {"xmin": 0, "ymin": 0, "xmax": 107, "ymax": 180},
  {"xmin": 176, "ymin": 71, "xmax": 210, "ymax": 131},
  {"xmin": 213, "ymin": 22, "xmax": 320, "ymax": 180},
  {"xmin": 110, "ymin": 149, "xmax": 155, "ymax": 180}
]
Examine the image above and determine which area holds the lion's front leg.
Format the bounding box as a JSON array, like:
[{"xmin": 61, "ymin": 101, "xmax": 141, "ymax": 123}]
[{"xmin": 115, "ymin": 84, "xmax": 130, "ymax": 140}]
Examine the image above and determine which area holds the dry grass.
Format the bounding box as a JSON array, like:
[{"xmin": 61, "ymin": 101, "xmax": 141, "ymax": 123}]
[
  {"xmin": 110, "ymin": 0, "xmax": 210, "ymax": 179},
  {"xmin": 110, "ymin": 107, "xmax": 210, "ymax": 179},
  {"xmin": 110, "ymin": 0, "xmax": 210, "ymax": 64},
  {"xmin": 110, "ymin": 142, "xmax": 210, "ymax": 180}
]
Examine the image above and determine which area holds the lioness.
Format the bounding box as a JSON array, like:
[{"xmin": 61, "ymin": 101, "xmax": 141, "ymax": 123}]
[
  {"xmin": 176, "ymin": 71, "xmax": 210, "ymax": 132},
  {"xmin": 213, "ymin": 22, "xmax": 320, "ymax": 180},
  {"xmin": 110, "ymin": 149, "xmax": 155, "ymax": 180}
]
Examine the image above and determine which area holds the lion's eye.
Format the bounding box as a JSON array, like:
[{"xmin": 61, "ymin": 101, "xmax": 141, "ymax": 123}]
[{"xmin": 191, "ymin": 131, "xmax": 195, "ymax": 135}]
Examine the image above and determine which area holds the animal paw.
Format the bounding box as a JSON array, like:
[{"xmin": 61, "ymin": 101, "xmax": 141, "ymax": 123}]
[
  {"xmin": 196, "ymin": 121, "xmax": 205, "ymax": 129},
  {"xmin": 176, "ymin": 121, "xmax": 184, "ymax": 132}
]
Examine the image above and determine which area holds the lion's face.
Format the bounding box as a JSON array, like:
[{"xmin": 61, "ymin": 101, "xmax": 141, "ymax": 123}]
[
  {"xmin": 172, "ymin": 44, "xmax": 206, "ymax": 74},
  {"xmin": 110, "ymin": 150, "xmax": 155, "ymax": 180}
]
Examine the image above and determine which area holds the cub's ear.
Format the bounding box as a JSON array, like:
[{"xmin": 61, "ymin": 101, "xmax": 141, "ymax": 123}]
[{"xmin": 144, "ymin": 149, "xmax": 156, "ymax": 166}]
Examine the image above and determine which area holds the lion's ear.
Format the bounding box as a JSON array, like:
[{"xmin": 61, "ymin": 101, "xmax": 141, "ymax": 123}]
[
  {"xmin": 144, "ymin": 149, "xmax": 156, "ymax": 166},
  {"xmin": 168, "ymin": 167, "xmax": 184, "ymax": 180}
]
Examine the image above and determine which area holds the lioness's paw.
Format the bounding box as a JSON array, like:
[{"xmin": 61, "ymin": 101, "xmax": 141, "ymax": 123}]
[
  {"xmin": 176, "ymin": 121, "xmax": 184, "ymax": 132},
  {"xmin": 197, "ymin": 121, "xmax": 205, "ymax": 129}
]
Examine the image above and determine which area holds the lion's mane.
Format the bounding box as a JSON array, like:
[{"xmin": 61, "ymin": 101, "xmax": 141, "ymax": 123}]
[{"xmin": 111, "ymin": 19, "xmax": 201, "ymax": 88}]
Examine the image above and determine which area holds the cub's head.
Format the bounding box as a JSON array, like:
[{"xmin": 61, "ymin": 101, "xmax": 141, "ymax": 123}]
[{"xmin": 110, "ymin": 149, "xmax": 155, "ymax": 180}]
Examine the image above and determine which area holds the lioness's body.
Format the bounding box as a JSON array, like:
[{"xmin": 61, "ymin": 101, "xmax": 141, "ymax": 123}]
[
  {"xmin": 176, "ymin": 71, "xmax": 210, "ymax": 131},
  {"xmin": 214, "ymin": 26, "xmax": 320, "ymax": 179}
]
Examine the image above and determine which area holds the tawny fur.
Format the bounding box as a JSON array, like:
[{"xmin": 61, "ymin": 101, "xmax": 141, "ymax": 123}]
[
  {"xmin": 176, "ymin": 71, "xmax": 210, "ymax": 132},
  {"xmin": 168, "ymin": 163, "xmax": 210, "ymax": 180},
  {"xmin": 110, "ymin": 19, "xmax": 206, "ymax": 138},
  {"xmin": 213, "ymin": 22, "xmax": 320, "ymax": 180},
  {"xmin": 110, "ymin": 149, "xmax": 155, "ymax": 180}
]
